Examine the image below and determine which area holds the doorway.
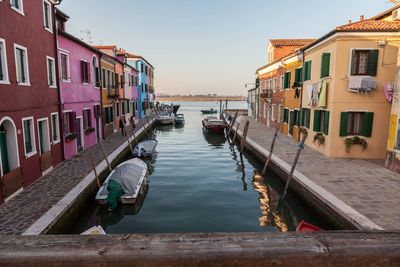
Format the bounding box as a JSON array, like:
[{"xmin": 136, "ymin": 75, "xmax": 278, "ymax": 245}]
[{"xmin": 76, "ymin": 117, "xmax": 83, "ymax": 153}]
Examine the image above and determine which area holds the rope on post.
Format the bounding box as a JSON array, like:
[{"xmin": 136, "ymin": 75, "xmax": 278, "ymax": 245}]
[
  {"xmin": 98, "ymin": 141, "xmax": 112, "ymax": 171},
  {"xmin": 240, "ymin": 120, "xmax": 250, "ymax": 152},
  {"xmin": 280, "ymin": 131, "xmax": 308, "ymax": 201},
  {"xmin": 88, "ymin": 148, "xmax": 100, "ymax": 188}
]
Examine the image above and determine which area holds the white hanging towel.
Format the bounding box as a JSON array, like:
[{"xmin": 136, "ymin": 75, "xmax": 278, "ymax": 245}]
[
  {"xmin": 349, "ymin": 76, "xmax": 363, "ymax": 90},
  {"xmin": 307, "ymin": 84, "xmax": 313, "ymax": 105}
]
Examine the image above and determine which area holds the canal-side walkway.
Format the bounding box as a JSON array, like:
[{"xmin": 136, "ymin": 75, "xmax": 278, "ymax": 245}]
[
  {"xmin": 230, "ymin": 115, "xmax": 400, "ymax": 230},
  {"xmin": 0, "ymin": 117, "xmax": 155, "ymax": 235}
]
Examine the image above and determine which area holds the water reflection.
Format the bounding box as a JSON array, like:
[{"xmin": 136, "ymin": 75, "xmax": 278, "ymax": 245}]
[
  {"xmin": 98, "ymin": 185, "xmax": 149, "ymax": 230},
  {"xmin": 202, "ymin": 130, "xmax": 227, "ymax": 148}
]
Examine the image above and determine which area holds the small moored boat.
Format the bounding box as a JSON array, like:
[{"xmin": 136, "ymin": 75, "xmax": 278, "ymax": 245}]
[
  {"xmin": 157, "ymin": 112, "xmax": 175, "ymax": 125},
  {"xmin": 174, "ymin": 114, "xmax": 185, "ymax": 125},
  {"xmin": 81, "ymin": 225, "xmax": 106, "ymax": 235},
  {"xmin": 95, "ymin": 158, "xmax": 148, "ymax": 209},
  {"xmin": 202, "ymin": 116, "xmax": 225, "ymax": 133},
  {"xmin": 296, "ymin": 220, "xmax": 322, "ymax": 232},
  {"xmin": 200, "ymin": 108, "xmax": 218, "ymax": 114},
  {"xmin": 132, "ymin": 139, "xmax": 158, "ymax": 158},
  {"xmin": 172, "ymin": 104, "xmax": 181, "ymax": 114}
]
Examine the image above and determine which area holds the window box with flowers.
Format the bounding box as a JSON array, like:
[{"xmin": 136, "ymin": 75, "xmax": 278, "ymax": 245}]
[
  {"xmin": 313, "ymin": 132, "xmax": 325, "ymax": 146},
  {"xmin": 65, "ymin": 132, "xmax": 77, "ymax": 143},
  {"xmin": 85, "ymin": 127, "xmax": 95, "ymax": 135},
  {"xmin": 344, "ymin": 136, "xmax": 368, "ymax": 153}
]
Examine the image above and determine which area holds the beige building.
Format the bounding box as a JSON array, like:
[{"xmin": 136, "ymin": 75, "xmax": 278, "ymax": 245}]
[{"xmin": 300, "ymin": 8, "xmax": 400, "ymax": 159}]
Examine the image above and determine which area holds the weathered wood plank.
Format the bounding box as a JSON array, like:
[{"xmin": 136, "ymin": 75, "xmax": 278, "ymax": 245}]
[{"xmin": 0, "ymin": 232, "xmax": 399, "ymax": 266}]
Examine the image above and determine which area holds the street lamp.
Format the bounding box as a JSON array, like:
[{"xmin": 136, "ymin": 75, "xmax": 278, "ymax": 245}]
[{"xmin": 245, "ymin": 83, "xmax": 255, "ymax": 88}]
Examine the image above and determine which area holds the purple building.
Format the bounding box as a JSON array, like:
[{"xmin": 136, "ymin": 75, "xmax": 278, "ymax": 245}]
[{"xmin": 56, "ymin": 11, "xmax": 102, "ymax": 159}]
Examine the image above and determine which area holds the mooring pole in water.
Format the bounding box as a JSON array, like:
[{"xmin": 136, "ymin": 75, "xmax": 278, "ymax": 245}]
[
  {"xmin": 219, "ymin": 100, "xmax": 223, "ymax": 119},
  {"xmin": 121, "ymin": 119, "xmax": 133, "ymax": 153},
  {"xmin": 225, "ymin": 99, "xmax": 228, "ymax": 110},
  {"xmin": 88, "ymin": 148, "xmax": 100, "ymax": 188},
  {"xmin": 262, "ymin": 122, "xmax": 283, "ymax": 176},
  {"xmin": 228, "ymin": 111, "xmax": 239, "ymax": 135},
  {"xmin": 280, "ymin": 132, "xmax": 308, "ymax": 201},
  {"xmin": 98, "ymin": 141, "xmax": 112, "ymax": 171},
  {"xmin": 240, "ymin": 120, "xmax": 250, "ymax": 152},
  {"xmin": 233, "ymin": 122, "xmax": 240, "ymax": 143}
]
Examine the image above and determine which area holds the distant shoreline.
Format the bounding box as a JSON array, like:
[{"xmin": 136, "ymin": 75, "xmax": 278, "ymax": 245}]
[{"xmin": 156, "ymin": 97, "xmax": 247, "ymax": 102}]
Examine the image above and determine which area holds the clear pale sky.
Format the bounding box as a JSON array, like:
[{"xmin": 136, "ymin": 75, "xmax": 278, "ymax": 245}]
[{"xmin": 59, "ymin": 0, "xmax": 393, "ymax": 96}]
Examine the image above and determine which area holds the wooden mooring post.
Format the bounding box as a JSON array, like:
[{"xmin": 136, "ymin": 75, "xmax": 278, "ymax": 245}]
[
  {"xmin": 98, "ymin": 141, "xmax": 112, "ymax": 171},
  {"xmin": 261, "ymin": 120, "xmax": 284, "ymax": 176},
  {"xmin": 280, "ymin": 131, "xmax": 308, "ymax": 201},
  {"xmin": 88, "ymin": 148, "xmax": 100, "ymax": 188},
  {"xmin": 227, "ymin": 111, "xmax": 238, "ymax": 135},
  {"xmin": 232, "ymin": 122, "xmax": 240, "ymax": 143},
  {"xmin": 240, "ymin": 120, "xmax": 250, "ymax": 152}
]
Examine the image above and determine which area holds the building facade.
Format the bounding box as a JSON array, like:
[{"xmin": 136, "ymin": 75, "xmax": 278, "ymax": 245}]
[
  {"xmin": 300, "ymin": 12, "xmax": 399, "ymax": 159},
  {"xmin": 0, "ymin": 0, "xmax": 63, "ymax": 202},
  {"xmin": 57, "ymin": 29, "xmax": 102, "ymax": 159}
]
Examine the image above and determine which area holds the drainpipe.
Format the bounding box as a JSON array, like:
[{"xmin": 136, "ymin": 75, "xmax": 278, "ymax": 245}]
[
  {"xmin": 52, "ymin": 4, "xmax": 65, "ymax": 160},
  {"xmin": 99, "ymin": 54, "xmax": 105, "ymax": 140},
  {"xmin": 299, "ymin": 50, "xmax": 305, "ymax": 142}
]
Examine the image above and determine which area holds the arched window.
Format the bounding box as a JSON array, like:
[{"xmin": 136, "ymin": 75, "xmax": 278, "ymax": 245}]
[
  {"xmin": 0, "ymin": 117, "xmax": 20, "ymax": 176},
  {"xmin": 92, "ymin": 56, "xmax": 99, "ymax": 87}
]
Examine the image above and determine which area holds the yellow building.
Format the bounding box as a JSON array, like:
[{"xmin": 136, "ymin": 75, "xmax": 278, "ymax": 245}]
[
  {"xmin": 281, "ymin": 52, "xmax": 304, "ymax": 141},
  {"xmin": 300, "ymin": 8, "xmax": 400, "ymax": 159}
]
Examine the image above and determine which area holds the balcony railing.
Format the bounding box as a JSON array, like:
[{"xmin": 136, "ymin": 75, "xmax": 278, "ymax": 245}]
[{"xmin": 260, "ymin": 89, "xmax": 273, "ymax": 99}]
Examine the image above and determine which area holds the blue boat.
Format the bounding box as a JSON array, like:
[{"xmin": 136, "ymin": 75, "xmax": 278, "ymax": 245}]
[{"xmin": 174, "ymin": 114, "xmax": 185, "ymax": 125}]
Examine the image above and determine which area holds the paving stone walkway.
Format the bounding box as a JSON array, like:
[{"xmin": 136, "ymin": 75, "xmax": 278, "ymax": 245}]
[
  {"xmin": 234, "ymin": 116, "xmax": 400, "ymax": 230},
  {"xmin": 0, "ymin": 118, "xmax": 154, "ymax": 235}
]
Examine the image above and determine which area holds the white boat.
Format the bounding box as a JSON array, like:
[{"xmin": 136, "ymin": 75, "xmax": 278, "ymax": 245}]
[
  {"xmin": 81, "ymin": 225, "xmax": 106, "ymax": 235},
  {"xmin": 157, "ymin": 112, "xmax": 175, "ymax": 125},
  {"xmin": 132, "ymin": 139, "xmax": 158, "ymax": 158},
  {"xmin": 202, "ymin": 116, "xmax": 226, "ymax": 133},
  {"xmin": 95, "ymin": 158, "xmax": 148, "ymax": 207}
]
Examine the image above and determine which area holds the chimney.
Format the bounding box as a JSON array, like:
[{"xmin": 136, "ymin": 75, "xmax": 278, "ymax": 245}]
[
  {"xmin": 348, "ymin": 19, "xmax": 352, "ymax": 24},
  {"xmin": 360, "ymin": 15, "xmax": 364, "ymax": 21}
]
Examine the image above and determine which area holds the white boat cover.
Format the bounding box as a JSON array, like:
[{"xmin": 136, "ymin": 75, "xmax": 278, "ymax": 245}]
[
  {"xmin": 109, "ymin": 162, "xmax": 145, "ymax": 195},
  {"xmin": 132, "ymin": 140, "xmax": 157, "ymax": 157}
]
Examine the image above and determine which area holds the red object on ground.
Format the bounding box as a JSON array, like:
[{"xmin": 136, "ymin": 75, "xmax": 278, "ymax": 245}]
[{"xmin": 296, "ymin": 220, "xmax": 323, "ymax": 232}]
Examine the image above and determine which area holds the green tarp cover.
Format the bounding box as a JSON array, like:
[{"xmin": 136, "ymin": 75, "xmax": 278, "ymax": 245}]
[{"xmin": 106, "ymin": 179, "xmax": 124, "ymax": 209}]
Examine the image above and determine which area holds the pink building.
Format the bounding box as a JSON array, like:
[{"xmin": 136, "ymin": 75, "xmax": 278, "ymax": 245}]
[{"xmin": 57, "ymin": 12, "xmax": 102, "ymax": 159}]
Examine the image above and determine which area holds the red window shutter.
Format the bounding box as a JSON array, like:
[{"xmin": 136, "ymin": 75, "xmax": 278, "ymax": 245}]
[
  {"xmin": 81, "ymin": 61, "xmax": 85, "ymax": 83},
  {"xmin": 70, "ymin": 112, "xmax": 77, "ymax": 133}
]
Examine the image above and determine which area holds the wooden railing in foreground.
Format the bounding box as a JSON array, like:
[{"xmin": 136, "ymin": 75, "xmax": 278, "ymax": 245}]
[{"xmin": 0, "ymin": 232, "xmax": 399, "ymax": 266}]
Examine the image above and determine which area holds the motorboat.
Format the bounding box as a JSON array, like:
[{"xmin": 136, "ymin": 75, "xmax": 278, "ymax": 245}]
[
  {"xmin": 157, "ymin": 112, "xmax": 175, "ymax": 125},
  {"xmin": 296, "ymin": 220, "xmax": 322, "ymax": 232},
  {"xmin": 132, "ymin": 139, "xmax": 158, "ymax": 158},
  {"xmin": 95, "ymin": 158, "xmax": 148, "ymax": 209},
  {"xmin": 200, "ymin": 108, "xmax": 218, "ymax": 114},
  {"xmin": 81, "ymin": 225, "xmax": 106, "ymax": 235},
  {"xmin": 202, "ymin": 116, "xmax": 225, "ymax": 133},
  {"xmin": 174, "ymin": 114, "xmax": 185, "ymax": 125}
]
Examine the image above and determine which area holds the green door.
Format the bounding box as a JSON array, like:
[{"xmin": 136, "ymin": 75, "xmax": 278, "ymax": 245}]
[
  {"xmin": 0, "ymin": 131, "xmax": 10, "ymax": 175},
  {"xmin": 289, "ymin": 111, "xmax": 295, "ymax": 135}
]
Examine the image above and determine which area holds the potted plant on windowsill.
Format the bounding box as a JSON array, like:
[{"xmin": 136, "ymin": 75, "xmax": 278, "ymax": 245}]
[
  {"xmin": 85, "ymin": 127, "xmax": 95, "ymax": 135},
  {"xmin": 65, "ymin": 132, "xmax": 78, "ymax": 143},
  {"xmin": 313, "ymin": 132, "xmax": 325, "ymax": 145},
  {"xmin": 344, "ymin": 136, "xmax": 368, "ymax": 153}
]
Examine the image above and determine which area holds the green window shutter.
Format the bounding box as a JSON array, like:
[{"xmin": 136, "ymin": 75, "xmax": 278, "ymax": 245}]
[
  {"xmin": 302, "ymin": 62, "xmax": 308, "ymax": 81},
  {"xmin": 284, "ymin": 72, "xmax": 290, "ymax": 88},
  {"xmin": 313, "ymin": 110, "xmax": 321, "ymax": 132},
  {"xmin": 350, "ymin": 50, "xmax": 357, "ymax": 75},
  {"xmin": 362, "ymin": 112, "xmax": 374, "ymax": 137},
  {"xmin": 289, "ymin": 111, "xmax": 295, "ymax": 135},
  {"xmin": 300, "ymin": 109, "xmax": 305, "ymax": 126},
  {"xmin": 367, "ymin": 50, "xmax": 379, "ymax": 76},
  {"xmin": 320, "ymin": 53, "xmax": 330, "ymax": 78},
  {"xmin": 284, "ymin": 109, "xmax": 289, "ymax": 123},
  {"xmin": 323, "ymin": 111, "xmax": 330, "ymax": 135},
  {"xmin": 295, "ymin": 68, "xmax": 303, "ymax": 86},
  {"xmin": 340, "ymin": 112, "xmax": 349, "ymax": 137},
  {"xmin": 306, "ymin": 61, "xmax": 312, "ymax": 80},
  {"xmin": 306, "ymin": 109, "xmax": 311, "ymax": 129}
]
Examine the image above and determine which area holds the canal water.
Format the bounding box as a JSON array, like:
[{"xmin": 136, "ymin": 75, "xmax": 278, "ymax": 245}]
[{"xmin": 67, "ymin": 101, "xmax": 330, "ymax": 234}]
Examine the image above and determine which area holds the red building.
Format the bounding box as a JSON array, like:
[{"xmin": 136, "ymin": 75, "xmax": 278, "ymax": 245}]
[{"xmin": 0, "ymin": 0, "xmax": 62, "ymax": 203}]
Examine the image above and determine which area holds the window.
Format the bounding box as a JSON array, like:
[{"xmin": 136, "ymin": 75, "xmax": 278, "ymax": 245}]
[
  {"xmin": 93, "ymin": 57, "xmax": 99, "ymax": 87},
  {"xmin": 280, "ymin": 75, "xmax": 284, "ymax": 90},
  {"xmin": 303, "ymin": 60, "xmax": 312, "ymax": 81},
  {"xmin": 269, "ymin": 79, "xmax": 272, "ymax": 91},
  {"xmin": 111, "ymin": 71, "xmax": 115, "ymax": 88},
  {"xmin": 126, "ymin": 100, "xmax": 130, "ymax": 113},
  {"xmin": 300, "ymin": 108, "xmax": 311, "ymax": 129},
  {"xmin": 340, "ymin": 112, "xmax": 374, "ymax": 137},
  {"xmin": 284, "ymin": 71, "xmax": 291, "ymax": 89},
  {"xmin": 107, "ymin": 70, "xmax": 111, "ymax": 88},
  {"xmin": 60, "ymin": 52, "xmax": 70, "ymax": 82},
  {"xmin": 51, "ymin": 113, "xmax": 60, "ymax": 143},
  {"xmin": 272, "ymin": 78, "xmax": 277, "ymax": 92},
  {"xmin": 395, "ymin": 118, "xmax": 400, "ymax": 151},
  {"xmin": 22, "ymin": 117, "xmax": 36, "ymax": 157},
  {"xmin": 47, "ymin": 56, "xmax": 56, "ymax": 87},
  {"xmin": 80, "ymin": 60, "xmax": 89, "ymax": 84},
  {"xmin": 320, "ymin": 53, "xmax": 330, "ymax": 78},
  {"xmin": 10, "ymin": 0, "xmax": 24, "ymax": 15},
  {"xmin": 115, "ymin": 73, "xmax": 118, "ymax": 88},
  {"xmin": 271, "ymin": 104, "xmax": 276, "ymax": 121},
  {"xmin": 263, "ymin": 103, "xmax": 267, "ymax": 118},
  {"xmin": 43, "ymin": 0, "xmax": 52, "ymax": 32},
  {"xmin": 14, "ymin": 44, "xmax": 30, "ymax": 85},
  {"xmin": 264, "ymin": 80, "xmax": 268, "ymax": 90},
  {"xmin": 294, "ymin": 68, "xmax": 303, "ymax": 87},
  {"xmin": 63, "ymin": 111, "xmax": 76, "ymax": 136},
  {"xmin": 0, "ymin": 38, "xmax": 9, "ymax": 84},
  {"xmin": 284, "ymin": 108, "xmax": 289, "ymax": 123},
  {"xmin": 102, "ymin": 68, "xmax": 106, "ymax": 88},
  {"xmin": 350, "ymin": 49, "xmax": 379, "ymax": 76},
  {"xmin": 104, "ymin": 107, "xmax": 114, "ymax": 124},
  {"xmin": 83, "ymin": 109, "xmax": 91, "ymax": 129},
  {"xmin": 116, "ymin": 103, "xmax": 120, "ymax": 116},
  {"xmin": 313, "ymin": 110, "xmax": 330, "ymax": 135}
]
